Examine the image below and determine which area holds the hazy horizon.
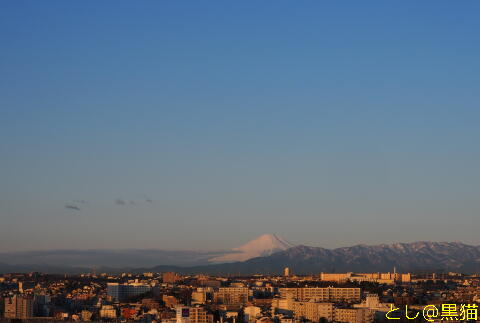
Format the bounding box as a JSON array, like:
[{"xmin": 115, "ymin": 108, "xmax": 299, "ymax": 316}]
[
  {"xmin": 0, "ymin": 234, "xmax": 478, "ymax": 253},
  {"xmin": 2, "ymin": 1, "xmax": 480, "ymax": 252}
]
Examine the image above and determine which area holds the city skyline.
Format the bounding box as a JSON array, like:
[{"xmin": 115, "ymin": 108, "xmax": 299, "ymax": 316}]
[{"xmin": 2, "ymin": 1, "xmax": 480, "ymax": 252}]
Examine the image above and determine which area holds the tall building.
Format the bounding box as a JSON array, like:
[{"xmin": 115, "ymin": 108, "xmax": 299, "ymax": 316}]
[
  {"xmin": 334, "ymin": 308, "xmax": 374, "ymax": 323},
  {"xmin": 4, "ymin": 295, "xmax": 34, "ymax": 319},
  {"xmin": 163, "ymin": 272, "xmax": 181, "ymax": 284},
  {"xmin": 191, "ymin": 289, "xmax": 207, "ymax": 304},
  {"xmin": 107, "ymin": 282, "xmax": 151, "ymax": 302},
  {"xmin": 18, "ymin": 282, "xmax": 35, "ymax": 293},
  {"xmin": 279, "ymin": 287, "xmax": 361, "ymax": 302},
  {"xmin": 320, "ymin": 272, "xmax": 352, "ymax": 282},
  {"xmin": 353, "ymin": 294, "xmax": 391, "ymax": 321},
  {"xmin": 0, "ymin": 297, "xmax": 4, "ymax": 318},
  {"xmin": 244, "ymin": 306, "xmax": 261, "ymax": 322},
  {"xmin": 100, "ymin": 305, "xmax": 117, "ymax": 319},
  {"xmin": 292, "ymin": 301, "xmax": 334, "ymax": 322},
  {"xmin": 214, "ymin": 287, "xmax": 251, "ymax": 305},
  {"xmin": 198, "ymin": 278, "xmax": 221, "ymax": 288},
  {"xmin": 81, "ymin": 310, "xmax": 93, "ymax": 321},
  {"xmin": 320, "ymin": 272, "xmax": 411, "ymax": 284},
  {"xmin": 176, "ymin": 306, "xmax": 213, "ymax": 323},
  {"xmin": 283, "ymin": 267, "xmax": 290, "ymax": 277},
  {"xmin": 271, "ymin": 297, "xmax": 294, "ymax": 313},
  {"xmin": 163, "ymin": 295, "xmax": 179, "ymax": 308}
]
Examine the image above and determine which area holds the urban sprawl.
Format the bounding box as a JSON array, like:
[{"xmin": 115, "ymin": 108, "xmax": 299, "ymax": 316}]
[{"xmin": 1, "ymin": 269, "xmax": 479, "ymax": 323}]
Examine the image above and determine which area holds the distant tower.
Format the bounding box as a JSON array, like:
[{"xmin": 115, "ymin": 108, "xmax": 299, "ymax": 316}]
[{"xmin": 284, "ymin": 267, "xmax": 290, "ymax": 277}]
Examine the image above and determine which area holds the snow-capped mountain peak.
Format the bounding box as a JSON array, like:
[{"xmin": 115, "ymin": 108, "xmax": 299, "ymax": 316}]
[{"xmin": 210, "ymin": 234, "xmax": 294, "ymax": 263}]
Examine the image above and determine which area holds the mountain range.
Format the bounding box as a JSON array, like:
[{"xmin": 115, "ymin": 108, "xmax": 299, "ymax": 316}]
[
  {"xmin": 146, "ymin": 241, "xmax": 480, "ymax": 275},
  {"xmin": 1, "ymin": 235, "xmax": 480, "ymax": 274}
]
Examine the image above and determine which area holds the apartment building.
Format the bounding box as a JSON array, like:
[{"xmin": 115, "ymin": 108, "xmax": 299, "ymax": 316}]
[
  {"xmin": 214, "ymin": 287, "xmax": 251, "ymax": 305},
  {"xmin": 292, "ymin": 301, "xmax": 334, "ymax": 322},
  {"xmin": 4, "ymin": 295, "xmax": 34, "ymax": 319},
  {"xmin": 279, "ymin": 287, "xmax": 361, "ymax": 302}
]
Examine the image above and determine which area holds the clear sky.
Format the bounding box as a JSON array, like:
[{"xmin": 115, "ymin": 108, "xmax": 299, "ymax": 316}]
[{"xmin": 1, "ymin": 1, "xmax": 479, "ymax": 252}]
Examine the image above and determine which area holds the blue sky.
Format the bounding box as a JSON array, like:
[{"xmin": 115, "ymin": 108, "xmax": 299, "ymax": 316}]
[{"xmin": 1, "ymin": 1, "xmax": 479, "ymax": 252}]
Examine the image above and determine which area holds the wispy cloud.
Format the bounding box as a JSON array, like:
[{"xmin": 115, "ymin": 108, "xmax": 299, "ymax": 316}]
[
  {"xmin": 65, "ymin": 204, "xmax": 81, "ymax": 211},
  {"xmin": 144, "ymin": 195, "xmax": 153, "ymax": 203},
  {"xmin": 65, "ymin": 197, "xmax": 152, "ymax": 208}
]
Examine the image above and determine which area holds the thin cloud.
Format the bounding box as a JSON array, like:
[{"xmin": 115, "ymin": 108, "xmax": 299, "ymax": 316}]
[
  {"xmin": 65, "ymin": 204, "xmax": 81, "ymax": 211},
  {"xmin": 115, "ymin": 198, "xmax": 126, "ymax": 206},
  {"xmin": 144, "ymin": 195, "xmax": 153, "ymax": 203}
]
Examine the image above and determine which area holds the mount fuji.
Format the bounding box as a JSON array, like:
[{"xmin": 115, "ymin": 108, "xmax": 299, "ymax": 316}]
[
  {"xmin": 209, "ymin": 234, "xmax": 294, "ymax": 263},
  {"xmin": 0, "ymin": 234, "xmax": 294, "ymax": 273}
]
